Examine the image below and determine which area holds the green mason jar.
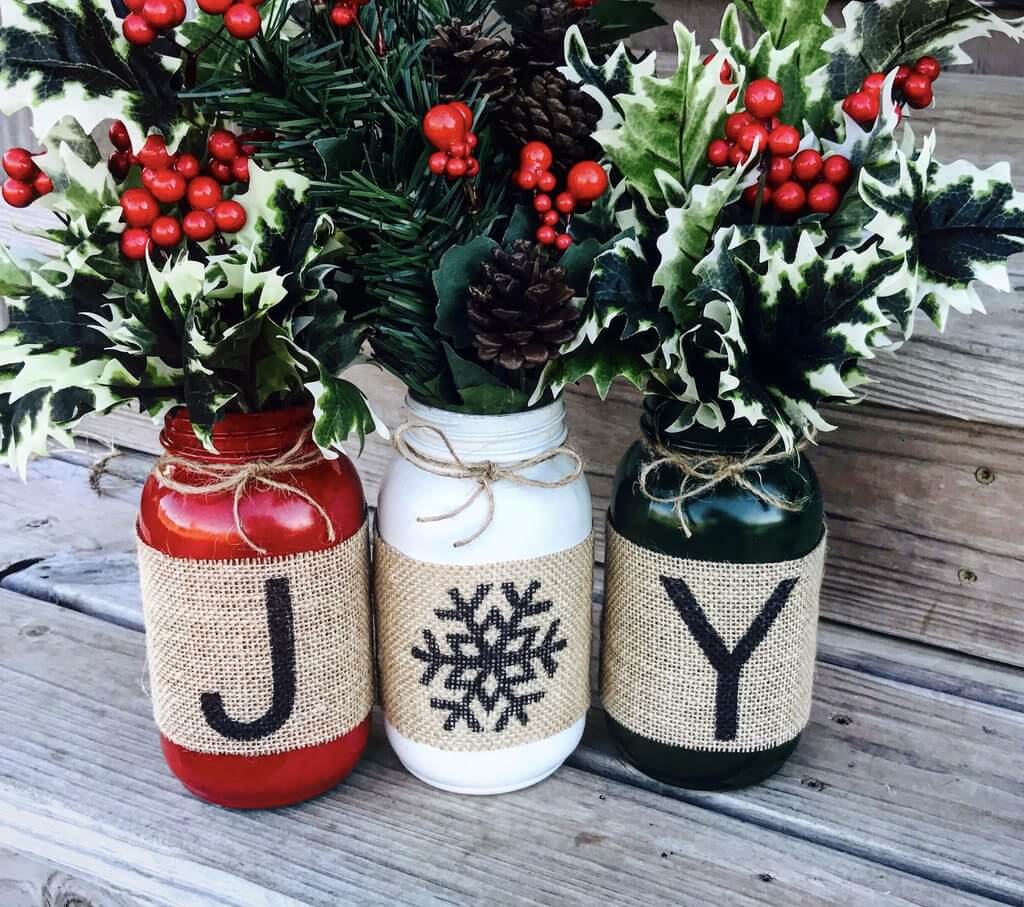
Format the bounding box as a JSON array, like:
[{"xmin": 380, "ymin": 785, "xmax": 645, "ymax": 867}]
[{"xmin": 601, "ymin": 399, "xmax": 825, "ymax": 790}]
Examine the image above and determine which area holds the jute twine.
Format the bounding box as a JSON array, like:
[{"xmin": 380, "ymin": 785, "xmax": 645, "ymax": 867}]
[
  {"xmin": 639, "ymin": 434, "xmax": 811, "ymax": 537},
  {"xmin": 373, "ymin": 533, "xmax": 594, "ymax": 752},
  {"xmin": 138, "ymin": 521, "xmax": 373, "ymax": 757},
  {"xmin": 153, "ymin": 430, "xmax": 336, "ymax": 555},
  {"xmin": 601, "ymin": 522, "xmax": 826, "ymax": 752},
  {"xmin": 391, "ymin": 422, "xmax": 585, "ymax": 548}
]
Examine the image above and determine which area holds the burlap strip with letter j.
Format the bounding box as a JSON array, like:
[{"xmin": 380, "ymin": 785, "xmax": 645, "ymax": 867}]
[
  {"xmin": 602, "ymin": 522, "xmax": 826, "ymax": 752},
  {"xmin": 374, "ymin": 534, "xmax": 594, "ymax": 752},
  {"xmin": 138, "ymin": 521, "xmax": 373, "ymax": 757}
]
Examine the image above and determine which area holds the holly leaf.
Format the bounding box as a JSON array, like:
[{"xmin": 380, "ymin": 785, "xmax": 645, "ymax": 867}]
[
  {"xmin": 861, "ymin": 134, "xmax": 1024, "ymax": 335},
  {"xmin": 743, "ymin": 0, "xmax": 831, "ymax": 78},
  {"xmin": 233, "ymin": 163, "xmax": 311, "ymax": 252},
  {"xmin": 432, "ymin": 236, "xmax": 499, "ymax": 348},
  {"xmin": 0, "ymin": 0, "xmax": 185, "ymax": 150},
  {"xmin": 442, "ymin": 343, "xmax": 530, "ymax": 414},
  {"xmin": 308, "ymin": 373, "xmax": 377, "ymax": 456}
]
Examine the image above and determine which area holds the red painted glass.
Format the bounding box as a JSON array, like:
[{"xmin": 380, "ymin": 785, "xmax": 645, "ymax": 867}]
[{"xmin": 137, "ymin": 403, "xmax": 371, "ymax": 808}]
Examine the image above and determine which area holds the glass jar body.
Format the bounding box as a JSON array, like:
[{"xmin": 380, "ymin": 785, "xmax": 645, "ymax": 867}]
[
  {"xmin": 137, "ymin": 404, "xmax": 371, "ymax": 808},
  {"xmin": 375, "ymin": 396, "xmax": 593, "ymax": 794},
  {"xmin": 605, "ymin": 407, "xmax": 824, "ymax": 790}
]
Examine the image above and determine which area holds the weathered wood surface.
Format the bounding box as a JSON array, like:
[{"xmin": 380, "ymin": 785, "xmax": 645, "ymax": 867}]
[
  {"xmin": 5, "ymin": 587, "xmax": 998, "ymax": 907},
  {"xmin": 0, "ymin": 847, "xmax": 158, "ymax": 907}
]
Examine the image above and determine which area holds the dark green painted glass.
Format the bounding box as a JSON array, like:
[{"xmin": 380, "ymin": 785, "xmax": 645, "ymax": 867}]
[{"xmin": 604, "ymin": 400, "xmax": 824, "ymax": 790}]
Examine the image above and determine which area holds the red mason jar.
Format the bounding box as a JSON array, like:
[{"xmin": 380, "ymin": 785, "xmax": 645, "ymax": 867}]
[{"xmin": 137, "ymin": 403, "xmax": 372, "ymax": 808}]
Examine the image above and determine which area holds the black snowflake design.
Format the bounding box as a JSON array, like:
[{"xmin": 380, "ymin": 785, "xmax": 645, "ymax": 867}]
[{"xmin": 411, "ymin": 580, "xmax": 567, "ymax": 734}]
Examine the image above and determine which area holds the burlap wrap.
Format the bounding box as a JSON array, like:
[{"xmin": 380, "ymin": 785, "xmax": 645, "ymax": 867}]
[
  {"xmin": 138, "ymin": 521, "xmax": 373, "ymax": 756},
  {"xmin": 601, "ymin": 522, "xmax": 826, "ymax": 752},
  {"xmin": 373, "ymin": 534, "xmax": 594, "ymax": 752}
]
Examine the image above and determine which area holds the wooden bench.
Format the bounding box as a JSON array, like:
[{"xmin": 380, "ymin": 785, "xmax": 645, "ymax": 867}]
[{"xmin": 1, "ymin": 72, "xmax": 1023, "ymax": 905}]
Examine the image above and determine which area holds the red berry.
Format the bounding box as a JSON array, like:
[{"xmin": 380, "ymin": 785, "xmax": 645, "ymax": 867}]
[
  {"xmin": 537, "ymin": 171, "xmax": 557, "ymax": 193},
  {"xmin": 554, "ymin": 233, "xmax": 573, "ymax": 252},
  {"xmin": 224, "ymin": 3, "xmax": 261, "ymax": 38},
  {"xmin": 207, "ymin": 159, "xmax": 233, "ymax": 184},
  {"xmin": 555, "ymin": 192, "xmax": 576, "ymax": 214},
  {"xmin": 137, "ymin": 135, "xmax": 171, "ymax": 171},
  {"xmin": 767, "ymin": 155, "xmax": 793, "ymax": 187},
  {"xmin": 793, "ymin": 149, "xmax": 823, "ymax": 183},
  {"xmin": 330, "ymin": 3, "xmax": 356, "ymax": 26},
  {"xmin": 186, "ymin": 176, "xmax": 222, "ymax": 209},
  {"xmin": 807, "ymin": 181, "xmax": 841, "ymax": 215},
  {"xmin": 120, "ymin": 188, "xmax": 159, "ymax": 227},
  {"xmin": 902, "ymin": 73, "xmax": 934, "ymax": 109},
  {"xmin": 737, "ymin": 124, "xmax": 769, "ymax": 155},
  {"xmin": 122, "ymin": 13, "xmax": 156, "ymax": 43},
  {"xmin": 448, "ymin": 141, "xmax": 468, "ymax": 159},
  {"xmin": 703, "ymin": 53, "xmax": 732, "ymax": 84},
  {"xmin": 707, "ymin": 139, "xmax": 730, "ymax": 167},
  {"xmin": 174, "ymin": 153, "xmax": 200, "ymax": 180},
  {"xmin": 542, "ymin": 210, "xmax": 559, "ymax": 227},
  {"xmin": 140, "ymin": 166, "xmax": 158, "ymax": 192},
  {"xmin": 141, "ymin": 0, "xmax": 177, "ymax": 28},
  {"xmin": 466, "ymin": 133, "xmax": 478, "ymax": 150},
  {"xmin": 445, "ymin": 157, "xmax": 468, "ymax": 179},
  {"xmin": 744, "ymin": 79, "xmax": 784, "ymax": 119},
  {"xmin": 208, "ymin": 130, "xmax": 239, "ymax": 163},
  {"xmin": 534, "ymin": 193, "xmax": 553, "ymax": 213},
  {"xmin": 465, "ymin": 157, "xmax": 479, "ymax": 177},
  {"xmin": 182, "ymin": 209, "xmax": 216, "ymax": 242},
  {"xmin": 2, "ymin": 147, "xmax": 37, "ymax": 181},
  {"xmin": 822, "ymin": 155, "xmax": 852, "ymax": 186},
  {"xmin": 197, "ymin": 0, "xmax": 233, "ymax": 11},
  {"xmin": 149, "ymin": 169, "xmax": 187, "ymax": 203},
  {"xmin": 894, "ymin": 65, "xmax": 912, "ymax": 89},
  {"xmin": 108, "ymin": 121, "xmax": 131, "ymax": 152},
  {"xmin": 124, "ymin": 0, "xmax": 145, "ymax": 9},
  {"xmin": 150, "ymin": 215, "xmax": 182, "ymax": 248},
  {"xmin": 725, "ymin": 112, "xmax": 754, "ymax": 141},
  {"xmin": 423, "ymin": 104, "xmax": 466, "ymax": 151},
  {"xmin": 566, "ymin": 161, "xmax": 608, "ymax": 201},
  {"xmin": 108, "ymin": 151, "xmax": 132, "ymax": 182},
  {"xmin": 213, "ymin": 200, "xmax": 247, "ymax": 233},
  {"xmin": 742, "ymin": 184, "xmax": 772, "ymax": 208},
  {"xmin": 120, "ymin": 227, "xmax": 151, "ymax": 260},
  {"xmin": 861, "ymin": 72, "xmax": 886, "ymax": 95},
  {"xmin": 772, "ymin": 181, "xmax": 806, "ymax": 215},
  {"xmin": 170, "ymin": 0, "xmax": 187, "ymax": 24},
  {"xmin": 767, "ymin": 124, "xmax": 800, "ymax": 157},
  {"xmin": 728, "ymin": 144, "xmax": 748, "ymax": 167},
  {"xmin": 536, "ymin": 225, "xmax": 556, "ymax": 246},
  {"xmin": 514, "ymin": 169, "xmax": 539, "ymax": 191},
  {"xmin": 2, "ymin": 178, "xmax": 33, "ymax": 208},
  {"xmin": 520, "ymin": 142, "xmax": 553, "ymax": 171},
  {"xmin": 842, "ymin": 91, "xmax": 880, "ymax": 126},
  {"xmin": 913, "ymin": 56, "xmax": 941, "ymax": 82},
  {"xmin": 427, "ymin": 151, "xmax": 448, "ymax": 175},
  {"xmin": 32, "ymin": 171, "xmax": 52, "ymax": 197},
  {"xmin": 449, "ymin": 102, "xmax": 474, "ymax": 129}
]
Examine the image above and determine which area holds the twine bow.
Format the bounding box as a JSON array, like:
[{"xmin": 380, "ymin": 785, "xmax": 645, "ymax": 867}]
[
  {"xmin": 152, "ymin": 431, "xmax": 336, "ymax": 555},
  {"xmin": 639, "ymin": 433, "xmax": 811, "ymax": 538},
  {"xmin": 392, "ymin": 422, "xmax": 585, "ymax": 548}
]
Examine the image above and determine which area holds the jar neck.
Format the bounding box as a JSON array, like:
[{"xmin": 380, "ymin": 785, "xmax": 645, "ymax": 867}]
[
  {"xmin": 641, "ymin": 397, "xmax": 780, "ymax": 455},
  {"xmin": 403, "ymin": 396, "xmax": 568, "ymax": 464},
  {"xmin": 160, "ymin": 404, "xmax": 316, "ymax": 461}
]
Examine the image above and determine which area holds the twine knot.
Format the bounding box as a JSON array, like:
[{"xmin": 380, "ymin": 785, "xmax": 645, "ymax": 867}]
[
  {"xmin": 639, "ymin": 432, "xmax": 811, "ymax": 538},
  {"xmin": 392, "ymin": 422, "xmax": 585, "ymax": 548},
  {"xmin": 152, "ymin": 430, "xmax": 336, "ymax": 555}
]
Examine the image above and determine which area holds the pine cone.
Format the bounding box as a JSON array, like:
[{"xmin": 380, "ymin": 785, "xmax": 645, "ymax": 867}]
[
  {"xmin": 425, "ymin": 19, "xmax": 516, "ymax": 105},
  {"xmin": 499, "ymin": 69, "xmax": 602, "ymax": 172},
  {"xmin": 467, "ymin": 240, "xmax": 579, "ymax": 372},
  {"xmin": 512, "ymin": 0, "xmax": 597, "ymax": 68}
]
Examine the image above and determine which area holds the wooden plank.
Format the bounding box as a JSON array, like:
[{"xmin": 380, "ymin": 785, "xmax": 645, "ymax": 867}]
[
  {"xmin": 0, "ymin": 847, "xmax": 159, "ymax": 907},
  {"xmin": 0, "ymin": 589, "xmax": 981, "ymax": 907}
]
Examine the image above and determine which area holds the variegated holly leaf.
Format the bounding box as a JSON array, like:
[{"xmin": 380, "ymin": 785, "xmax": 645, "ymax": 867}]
[
  {"xmin": 861, "ymin": 134, "xmax": 1024, "ymax": 335},
  {"xmin": 818, "ymin": 0, "xmax": 1024, "ymax": 104},
  {"xmin": 744, "ymin": 0, "xmax": 831, "ymax": 77},
  {"xmin": 561, "ymin": 26, "xmax": 657, "ymax": 131},
  {"xmin": 0, "ymin": 0, "xmax": 186, "ymax": 150},
  {"xmin": 233, "ymin": 164, "xmax": 312, "ymax": 253},
  {"xmin": 674, "ymin": 227, "xmax": 902, "ymax": 447},
  {"xmin": 308, "ymin": 374, "xmax": 377, "ymax": 456},
  {"xmin": 593, "ymin": 22, "xmax": 739, "ymax": 206}
]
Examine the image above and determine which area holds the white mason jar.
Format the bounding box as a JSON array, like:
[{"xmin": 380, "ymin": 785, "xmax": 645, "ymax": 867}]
[{"xmin": 374, "ymin": 396, "xmax": 593, "ymax": 795}]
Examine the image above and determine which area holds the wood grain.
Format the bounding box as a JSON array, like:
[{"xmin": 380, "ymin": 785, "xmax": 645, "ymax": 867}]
[
  {"xmin": 0, "ymin": 847, "xmax": 157, "ymax": 907},
  {"xmin": 1, "ymin": 588, "xmax": 990, "ymax": 907}
]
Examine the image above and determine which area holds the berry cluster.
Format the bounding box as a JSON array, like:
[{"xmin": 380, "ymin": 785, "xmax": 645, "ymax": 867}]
[
  {"xmin": 328, "ymin": 0, "xmax": 369, "ymax": 28},
  {"xmin": 1, "ymin": 148, "xmax": 52, "ymax": 208},
  {"xmin": 196, "ymin": 0, "xmax": 264, "ymax": 40},
  {"xmin": 109, "ymin": 126, "xmax": 251, "ymax": 260},
  {"xmin": 842, "ymin": 57, "xmax": 941, "ymax": 127},
  {"xmin": 706, "ymin": 78, "xmax": 851, "ymax": 217},
  {"xmin": 423, "ymin": 103, "xmax": 480, "ymax": 180},
  {"xmin": 121, "ymin": 0, "xmax": 186, "ymax": 45},
  {"xmin": 514, "ymin": 142, "xmax": 608, "ymax": 251}
]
